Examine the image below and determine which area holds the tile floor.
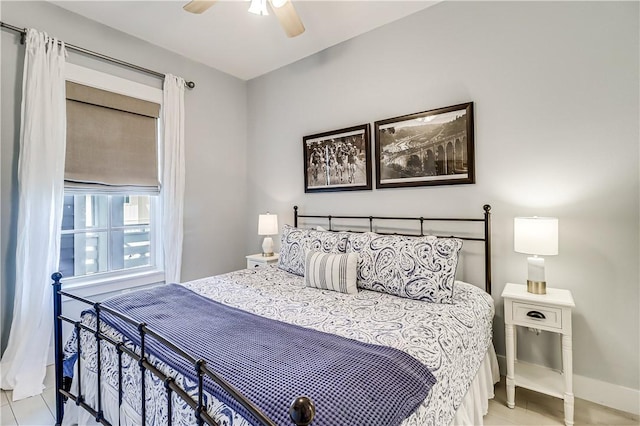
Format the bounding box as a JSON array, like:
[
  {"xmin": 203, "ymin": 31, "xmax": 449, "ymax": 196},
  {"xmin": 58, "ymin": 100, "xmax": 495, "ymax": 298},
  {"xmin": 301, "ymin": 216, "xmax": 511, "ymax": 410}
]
[
  {"xmin": 486, "ymin": 379, "xmax": 638, "ymax": 425},
  {"xmin": 1, "ymin": 365, "xmax": 56, "ymax": 425},
  {"xmin": 1, "ymin": 366, "xmax": 638, "ymax": 425}
]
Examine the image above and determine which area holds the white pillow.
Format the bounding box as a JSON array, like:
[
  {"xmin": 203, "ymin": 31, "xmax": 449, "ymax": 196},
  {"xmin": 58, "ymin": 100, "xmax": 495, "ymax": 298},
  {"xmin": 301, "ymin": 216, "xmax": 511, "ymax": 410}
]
[{"xmin": 304, "ymin": 251, "xmax": 358, "ymax": 294}]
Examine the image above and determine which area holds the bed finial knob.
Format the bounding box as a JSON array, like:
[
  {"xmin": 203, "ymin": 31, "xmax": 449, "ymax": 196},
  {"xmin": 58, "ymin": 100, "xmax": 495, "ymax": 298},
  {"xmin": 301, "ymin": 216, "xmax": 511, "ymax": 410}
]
[
  {"xmin": 289, "ymin": 395, "xmax": 315, "ymax": 426},
  {"xmin": 483, "ymin": 204, "xmax": 491, "ymax": 212}
]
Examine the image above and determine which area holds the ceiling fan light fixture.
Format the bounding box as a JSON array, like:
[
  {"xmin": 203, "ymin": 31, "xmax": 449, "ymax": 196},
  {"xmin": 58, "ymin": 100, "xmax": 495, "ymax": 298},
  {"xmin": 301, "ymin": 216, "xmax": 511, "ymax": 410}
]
[{"xmin": 248, "ymin": 0, "xmax": 269, "ymax": 16}]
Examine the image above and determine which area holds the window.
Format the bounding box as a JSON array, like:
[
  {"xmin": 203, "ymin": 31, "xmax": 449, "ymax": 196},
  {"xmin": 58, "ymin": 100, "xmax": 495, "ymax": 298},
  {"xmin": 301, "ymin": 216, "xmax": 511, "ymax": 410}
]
[
  {"xmin": 60, "ymin": 194, "xmax": 157, "ymax": 279},
  {"xmin": 61, "ymin": 64, "xmax": 164, "ymax": 284}
]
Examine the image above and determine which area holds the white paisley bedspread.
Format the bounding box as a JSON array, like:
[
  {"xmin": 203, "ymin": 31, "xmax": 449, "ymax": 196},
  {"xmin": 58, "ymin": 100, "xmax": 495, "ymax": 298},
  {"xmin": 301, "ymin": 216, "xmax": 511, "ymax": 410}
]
[{"xmin": 64, "ymin": 266, "xmax": 494, "ymax": 426}]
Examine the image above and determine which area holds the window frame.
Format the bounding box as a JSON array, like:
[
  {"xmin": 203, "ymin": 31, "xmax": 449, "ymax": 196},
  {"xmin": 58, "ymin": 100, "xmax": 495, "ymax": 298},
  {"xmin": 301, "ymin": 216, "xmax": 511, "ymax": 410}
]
[
  {"xmin": 62, "ymin": 64, "xmax": 165, "ymax": 292},
  {"xmin": 60, "ymin": 194, "xmax": 160, "ymax": 280}
]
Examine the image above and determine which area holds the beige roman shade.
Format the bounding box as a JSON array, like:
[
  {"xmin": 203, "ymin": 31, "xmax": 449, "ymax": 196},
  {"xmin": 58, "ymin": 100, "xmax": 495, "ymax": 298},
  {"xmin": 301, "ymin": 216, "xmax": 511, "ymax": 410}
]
[{"xmin": 65, "ymin": 81, "xmax": 161, "ymax": 193}]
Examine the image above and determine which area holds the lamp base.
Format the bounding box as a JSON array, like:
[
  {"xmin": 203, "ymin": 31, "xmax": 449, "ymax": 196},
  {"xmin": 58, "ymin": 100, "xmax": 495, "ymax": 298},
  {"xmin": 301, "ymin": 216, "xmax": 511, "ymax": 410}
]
[
  {"xmin": 527, "ymin": 280, "xmax": 546, "ymax": 294},
  {"xmin": 262, "ymin": 252, "xmax": 274, "ymax": 257},
  {"xmin": 261, "ymin": 236, "xmax": 274, "ymax": 258}
]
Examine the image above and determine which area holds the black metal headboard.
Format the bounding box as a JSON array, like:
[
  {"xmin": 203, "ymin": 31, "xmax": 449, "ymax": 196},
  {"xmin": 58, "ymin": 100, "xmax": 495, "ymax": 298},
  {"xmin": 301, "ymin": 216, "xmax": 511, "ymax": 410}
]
[{"xmin": 293, "ymin": 204, "xmax": 492, "ymax": 295}]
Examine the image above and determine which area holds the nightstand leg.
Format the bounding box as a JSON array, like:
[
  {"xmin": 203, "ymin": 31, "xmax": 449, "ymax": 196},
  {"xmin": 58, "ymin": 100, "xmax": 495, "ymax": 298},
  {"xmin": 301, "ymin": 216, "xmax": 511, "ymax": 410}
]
[
  {"xmin": 513, "ymin": 326, "xmax": 517, "ymax": 361},
  {"xmin": 505, "ymin": 324, "xmax": 516, "ymax": 408},
  {"xmin": 562, "ymin": 334, "xmax": 574, "ymax": 425}
]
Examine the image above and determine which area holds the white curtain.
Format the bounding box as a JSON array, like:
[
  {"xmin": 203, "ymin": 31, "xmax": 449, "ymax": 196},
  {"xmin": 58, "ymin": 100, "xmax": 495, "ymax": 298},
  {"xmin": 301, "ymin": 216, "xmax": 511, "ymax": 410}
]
[
  {"xmin": 0, "ymin": 29, "xmax": 67, "ymax": 400},
  {"xmin": 161, "ymin": 75, "xmax": 186, "ymax": 283}
]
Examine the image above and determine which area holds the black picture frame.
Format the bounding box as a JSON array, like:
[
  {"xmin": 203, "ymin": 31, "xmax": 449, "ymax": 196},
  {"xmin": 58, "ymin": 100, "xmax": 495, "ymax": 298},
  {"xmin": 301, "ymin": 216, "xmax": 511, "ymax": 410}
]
[
  {"xmin": 374, "ymin": 102, "xmax": 475, "ymax": 189},
  {"xmin": 303, "ymin": 124, "xmax": 372, "ymax": 193}
]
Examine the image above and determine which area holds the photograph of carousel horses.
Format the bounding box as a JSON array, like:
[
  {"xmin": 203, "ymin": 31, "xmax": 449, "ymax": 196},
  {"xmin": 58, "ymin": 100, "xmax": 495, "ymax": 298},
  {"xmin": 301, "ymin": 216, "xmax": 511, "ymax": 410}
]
[
  {"xmin": 303, "ymin": 124, "xmax": 372, "ymax": 193},
  {"xmin": 375, "ymin": 102, "xmax": 475, "ymax": 188}
]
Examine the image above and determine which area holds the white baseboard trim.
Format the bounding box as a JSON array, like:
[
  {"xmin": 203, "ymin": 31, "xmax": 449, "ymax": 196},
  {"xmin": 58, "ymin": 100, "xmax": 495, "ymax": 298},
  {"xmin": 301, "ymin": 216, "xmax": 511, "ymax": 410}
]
[{"xmin": 496, "ymin": 354, "xmax": 640, "ymax": 416}]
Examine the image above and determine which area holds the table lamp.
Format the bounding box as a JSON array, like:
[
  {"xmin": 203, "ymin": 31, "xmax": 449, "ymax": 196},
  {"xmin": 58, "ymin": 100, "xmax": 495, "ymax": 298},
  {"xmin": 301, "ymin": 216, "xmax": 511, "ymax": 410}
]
[
  {"xmin": 258, "ymin": 213, "xmax": 278, "ymax": 257},
  {"xmin": 514, "ymin": 216, "xmax": 558, "ymax": 294}
]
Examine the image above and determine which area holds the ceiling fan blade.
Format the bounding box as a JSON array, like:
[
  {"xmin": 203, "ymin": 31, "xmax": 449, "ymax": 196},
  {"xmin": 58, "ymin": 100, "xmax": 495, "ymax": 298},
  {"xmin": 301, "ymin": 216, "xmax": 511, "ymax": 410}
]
[
  {"xmin": 183, "ymin": 0, "xmax": 217, "ymax": 14},
  {"xmin": 269, "ymin": 0, "xmax": 305, "ymax": 38}
]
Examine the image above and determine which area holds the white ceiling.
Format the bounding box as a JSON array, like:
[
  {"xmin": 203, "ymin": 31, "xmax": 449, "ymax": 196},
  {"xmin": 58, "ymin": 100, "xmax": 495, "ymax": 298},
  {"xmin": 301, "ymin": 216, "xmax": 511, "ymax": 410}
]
[{"xmin": 51, "ymin": 1, "xmax": 438, "ymax": 80}]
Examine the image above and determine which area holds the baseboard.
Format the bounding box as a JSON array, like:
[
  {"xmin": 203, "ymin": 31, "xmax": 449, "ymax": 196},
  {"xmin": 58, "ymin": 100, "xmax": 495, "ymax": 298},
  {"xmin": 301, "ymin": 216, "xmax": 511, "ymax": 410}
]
[{"xmin": 496, "ymin": 354, "xmax": 640, "ymax": 416}]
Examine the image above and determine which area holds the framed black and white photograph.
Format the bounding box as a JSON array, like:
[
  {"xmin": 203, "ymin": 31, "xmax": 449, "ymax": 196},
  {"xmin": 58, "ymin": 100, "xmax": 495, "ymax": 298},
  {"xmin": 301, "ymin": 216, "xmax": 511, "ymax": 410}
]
[
  {"xmin": 303, "ymin": 124, "xmax": 372, "ymax": 193},
  {"xmin": 375, "ymin": 102, "xmax": 475, "ymax": 189}
]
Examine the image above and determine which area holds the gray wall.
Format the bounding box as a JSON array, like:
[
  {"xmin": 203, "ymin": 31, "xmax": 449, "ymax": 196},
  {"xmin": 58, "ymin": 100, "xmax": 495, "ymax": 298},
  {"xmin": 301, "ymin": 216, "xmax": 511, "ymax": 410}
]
[
  {"xmin": 246, "ymin": 1, "xmax": 640, "ymax": 391},
  {"xmin": 1, "ymin": 1, "xmax": 249, "ymax": 351}
]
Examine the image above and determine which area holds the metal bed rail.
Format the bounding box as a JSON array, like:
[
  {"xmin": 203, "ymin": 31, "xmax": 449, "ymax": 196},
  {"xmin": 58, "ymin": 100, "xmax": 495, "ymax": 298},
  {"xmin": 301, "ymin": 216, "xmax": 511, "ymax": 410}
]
[{"xmin": 52, "ymin": 273, "xmax": 315, "ymax": 426}]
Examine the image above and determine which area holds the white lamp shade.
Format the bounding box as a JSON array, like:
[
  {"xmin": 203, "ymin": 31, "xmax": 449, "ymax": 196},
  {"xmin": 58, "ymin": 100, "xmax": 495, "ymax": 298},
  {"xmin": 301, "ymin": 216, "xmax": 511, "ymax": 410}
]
[
  {"xmin": 248, "ymin": 0, "xmax": 269, "ymax": 15},
  {"xmin": 514, "ymin": 217, "xmax": 559, "ymax": 256},
  {"xmin": 258, "ymin": 214, "xmax": 278, "ymax": 235}
]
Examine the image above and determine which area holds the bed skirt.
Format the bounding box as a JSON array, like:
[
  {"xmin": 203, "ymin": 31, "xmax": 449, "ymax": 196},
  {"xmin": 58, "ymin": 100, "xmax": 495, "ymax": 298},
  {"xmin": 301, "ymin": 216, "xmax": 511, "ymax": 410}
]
[{"xmin": 450, "ymin": 344, "xmax": 500, "ymax": 426}]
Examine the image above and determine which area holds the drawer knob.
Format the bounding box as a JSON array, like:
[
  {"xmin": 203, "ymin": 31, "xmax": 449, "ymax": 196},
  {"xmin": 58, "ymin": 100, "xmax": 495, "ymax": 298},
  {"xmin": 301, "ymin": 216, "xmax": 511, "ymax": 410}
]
[{"xmin": 526, "ymin": 310, "xmax": 546, "ymax": 320}]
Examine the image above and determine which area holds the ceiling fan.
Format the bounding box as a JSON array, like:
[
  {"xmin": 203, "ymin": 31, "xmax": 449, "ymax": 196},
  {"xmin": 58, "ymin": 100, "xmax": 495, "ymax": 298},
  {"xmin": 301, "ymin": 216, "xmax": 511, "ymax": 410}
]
[{"xmin": 183, "ymin": 0, "xmax": 305, "ymax": 38}]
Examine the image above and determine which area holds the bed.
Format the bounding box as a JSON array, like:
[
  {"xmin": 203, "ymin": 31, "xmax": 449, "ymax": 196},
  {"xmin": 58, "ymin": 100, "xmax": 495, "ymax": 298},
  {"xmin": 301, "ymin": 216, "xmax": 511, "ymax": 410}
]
[{"xmin": 53, "ymin": 205, "xmax": 498, "ymax": 426}]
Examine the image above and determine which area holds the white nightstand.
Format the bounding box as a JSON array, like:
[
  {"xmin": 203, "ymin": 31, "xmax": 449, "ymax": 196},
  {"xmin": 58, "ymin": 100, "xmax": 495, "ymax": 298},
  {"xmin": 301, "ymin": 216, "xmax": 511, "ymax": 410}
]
[
  {"xmin": 246, "ymin": 253, "xmax": 279, "ymax": 269},
  {"xmin": 502, "ymin": 283, "xmax": 576, "ymax": 425}
]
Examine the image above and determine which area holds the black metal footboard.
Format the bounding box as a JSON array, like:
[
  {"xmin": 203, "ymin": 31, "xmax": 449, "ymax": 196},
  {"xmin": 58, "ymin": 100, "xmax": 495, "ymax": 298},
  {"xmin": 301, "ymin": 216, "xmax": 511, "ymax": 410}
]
[{"xmin": 52, "ymin": 273, "xmax": 316, "ymax": 426}]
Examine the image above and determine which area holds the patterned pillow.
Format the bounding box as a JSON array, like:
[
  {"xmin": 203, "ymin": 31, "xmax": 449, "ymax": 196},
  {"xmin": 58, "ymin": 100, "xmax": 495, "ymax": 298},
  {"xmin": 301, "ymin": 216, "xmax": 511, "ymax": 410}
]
[
  {"xmin": 306, "ymin": 229, "xmax": 349, "ymax": 253},
  {"xmin": 304, "ymin": 251, "xmax": 358, "ymax": 294},
  {"xmin": 346, "ymin": 232, "xmax": 463, "ymax": 304},
  {"xmin": 277, "ymin": 225, "xmax": 349, "ymax": 276},
  {"xmin": 277, "ymin": 225, "xmax": 307, "ymax": 276}
]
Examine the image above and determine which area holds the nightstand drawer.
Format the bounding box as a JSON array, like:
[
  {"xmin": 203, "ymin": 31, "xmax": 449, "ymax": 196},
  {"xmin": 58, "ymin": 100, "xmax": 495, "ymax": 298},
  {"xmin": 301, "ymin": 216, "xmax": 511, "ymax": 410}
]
[
  {"xmin": 512, "ymin": 302, "xmax": 562, "ymax": 329},
  {"xmin": 247, "ymin": 260, "xmax": 264, "ymax": 269}
]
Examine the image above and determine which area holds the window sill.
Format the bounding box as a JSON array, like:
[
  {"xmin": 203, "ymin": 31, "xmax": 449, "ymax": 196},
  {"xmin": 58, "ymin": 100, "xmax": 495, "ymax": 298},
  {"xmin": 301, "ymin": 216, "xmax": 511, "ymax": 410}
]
[{"xmin": 61, "ymin": 269, "xmax": 165, "ymax": 299}]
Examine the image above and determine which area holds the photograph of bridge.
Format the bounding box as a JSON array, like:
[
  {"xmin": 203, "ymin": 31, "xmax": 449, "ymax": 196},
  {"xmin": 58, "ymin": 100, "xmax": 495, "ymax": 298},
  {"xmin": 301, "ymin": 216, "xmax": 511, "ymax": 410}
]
[{"xmin": 375, "ymin": 102, "xmax": 475, "ymax": 188}]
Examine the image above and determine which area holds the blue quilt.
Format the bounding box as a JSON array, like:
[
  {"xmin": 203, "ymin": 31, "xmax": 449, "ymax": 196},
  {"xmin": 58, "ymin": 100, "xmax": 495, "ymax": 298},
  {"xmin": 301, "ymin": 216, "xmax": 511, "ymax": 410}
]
[{"xmin": 82, "ymin": 283, "xmax": 436, "ymax": 425}]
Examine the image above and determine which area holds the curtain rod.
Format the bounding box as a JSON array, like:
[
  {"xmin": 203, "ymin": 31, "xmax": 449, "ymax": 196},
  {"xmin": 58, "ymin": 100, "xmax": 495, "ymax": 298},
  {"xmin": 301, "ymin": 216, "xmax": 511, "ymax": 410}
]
[{"xmin": 1, "ymin": 21, "xmax": 196, "ymax": 89}]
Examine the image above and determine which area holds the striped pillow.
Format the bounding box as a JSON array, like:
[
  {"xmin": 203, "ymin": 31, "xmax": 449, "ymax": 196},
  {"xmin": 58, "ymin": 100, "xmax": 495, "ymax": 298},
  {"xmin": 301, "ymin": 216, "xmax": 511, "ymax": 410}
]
[{"xmin": 304, "ymin": 251, "xmax": 358, "ymax": 294}]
